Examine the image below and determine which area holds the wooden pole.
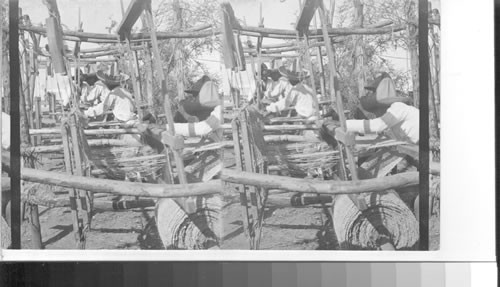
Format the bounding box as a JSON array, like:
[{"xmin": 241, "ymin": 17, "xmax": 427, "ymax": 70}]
[
  {"xmin": 313, "ymin": 15, "xmax": 327, "ymax": 98},
  {"xmin": 61, "ymin": 123, "xmax": 84, "ymax": 248},
  {"xmin": 407, "ymin": 0, "xmax": 419, "ymax": 107},
  {"xmin": 352, "ymin": 0, "xmax": 365, "ymax": 101},
  {"xmin": 16, "ymin": 22, "xmax": 407, "ymax": 43},
  {"xmin": 34, "ymin": 97, "xmax": 41, "ymax": 145},
  {"xmin": 222, "ymin": 169, "xmax": 419, "ymax": 195},
  {"xmin": 317, "ymin": 1, "xmax": 367, "ymax": 212},
  {"xmin": 144, "ymin": 3, "xmax": 187, "ymax": 185},
  {"xmin": 21, "ymin": 168, "xmax": 221, "ymax": 198},
  {"xmin": 140, "ymin": 15, "xmax": 154, "ymax": 115},
  {"xmin": 124, "ymin": 37, "xmax": 143, "ymax": 119},
  {"xmin": 303, "ymin": 35, "xmax": 321, "ymax": 123}
]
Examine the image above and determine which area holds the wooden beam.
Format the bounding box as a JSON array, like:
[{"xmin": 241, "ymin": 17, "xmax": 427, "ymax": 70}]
[
  {"xmin": 21, "ymin": 168, "xmax": 221, "ymax": 198},
  {"xmin": 15, "ymin": 23, "xmax": 406, "ymax": 43},
  {"xmin": 296, "ymin": 0, "xmax": 320, "ymax": 36},
  {"xmin": 221, "ymin": 169, "xmax": 419, "ymax": 195},
  {"xmin": 117, "ymin": 0, "xmax": 150, "ymax": 41}
]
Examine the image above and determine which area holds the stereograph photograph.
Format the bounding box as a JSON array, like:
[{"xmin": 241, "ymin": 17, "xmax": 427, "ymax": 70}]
[{"xmin": 1, "ymin": 0, "xmax": 440, "ymax": 252}]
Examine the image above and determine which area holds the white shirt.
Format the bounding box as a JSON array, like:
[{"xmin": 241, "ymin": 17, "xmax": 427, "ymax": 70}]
[
  {"xmin": 346, "ymin": 102, "xmax": 419, "ymax": 144},
  {"xmin": 85, "ymin": 87, "xmax": 136, "ymax": 122},
  {"xmin": 82, "ymin": 81, "xmax": 109, "ymax": 105},
  {"xmin": 264, "ymin": 77, "xmax": 292, "ymax": 101},
  {"xmin": 266, "ymin": 83, "xmax": 317, "ymax": 118},
  {"xmin": 173, "ymin": 105, "xmax": 221, "ymax": 137}
]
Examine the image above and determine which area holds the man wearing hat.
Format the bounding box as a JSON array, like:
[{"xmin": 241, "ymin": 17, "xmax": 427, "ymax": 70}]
[
  {"xmin": 262, "ymin": 65, "xmax": 294, "ymax": 103},
  {"xmin": 264, "ymin": 66, "xmax": 317, "ymax": 119},
  {"xmin": 175, "ymin": 75, "xmax": 220, "ymax": 123},
  {"xmin": 169, "ymin": 75, "xmax": 222, "ymax": 137},
  {"xmin": 323, "ymin": 73, "xmax": 418, "ymax": 145},
  {"xmin": 84, "ymin": 70, "xmax": 137, "ymax": 123}
]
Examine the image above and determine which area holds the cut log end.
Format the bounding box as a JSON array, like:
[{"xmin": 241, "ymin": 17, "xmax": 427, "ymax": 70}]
[
  {"xmin": 332, "ymin": 190, "xmax": 419, "ymax": 250},
  {"xmin": 155, "ymin": 195, "xmax": 222, "ymax": 249}
]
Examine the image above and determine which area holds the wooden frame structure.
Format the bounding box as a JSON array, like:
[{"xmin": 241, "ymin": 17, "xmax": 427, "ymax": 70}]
[{"xmin": 4, "ymin": 0, "xmax": 440, "ymax": 250}]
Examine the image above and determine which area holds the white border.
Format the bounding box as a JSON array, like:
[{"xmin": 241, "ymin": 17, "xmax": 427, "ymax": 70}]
[{"xmin": 1, "ymin": 0, "xmax": 496, "ymax": 261}]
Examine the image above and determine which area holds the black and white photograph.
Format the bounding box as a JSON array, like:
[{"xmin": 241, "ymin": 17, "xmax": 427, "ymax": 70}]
[{"xmin": 0, "ymin": 0, "xmax": 441, "ymax": 251}]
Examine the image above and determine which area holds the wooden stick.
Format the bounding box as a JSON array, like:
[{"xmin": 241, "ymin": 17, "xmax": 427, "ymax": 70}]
[
  {"xmin": 144, "ymin": 3, "xmax": 187, "ymax": 185},
  {"xmin": 21, "ymin": 168, "xmax": 221, "ymax": 198},
  {"xmin": 16, "ymin": 23, "xmax": 406, "ymax": 43},
  {"xmin": 222, "ymin": 169, "xmax": 418, "ymax": 194}
]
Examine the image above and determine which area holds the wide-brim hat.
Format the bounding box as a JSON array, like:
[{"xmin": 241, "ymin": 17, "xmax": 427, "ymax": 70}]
[
  {"xmin": 360, "ymin": 73, "xmax": 411, "ymax": 112},
  {"xmin": 96, "ymin": 70, "xmax": 129, "ymax": 89},
  {"xmin": 185, "ymin": 75, "xmax": 211, "ymax": 94},
  {"xmin": 278, "ymin": 66, "xmax": 310, "ymax": 82},
  {"xmin": 364, "ymin": 72, "xmax": 390, "ymax": 91}
]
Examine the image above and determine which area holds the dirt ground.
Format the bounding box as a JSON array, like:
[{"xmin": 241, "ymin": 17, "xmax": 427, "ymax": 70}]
[{"xmin": 19, "ymin": 194, "xmax": 439, "ymax": 250}]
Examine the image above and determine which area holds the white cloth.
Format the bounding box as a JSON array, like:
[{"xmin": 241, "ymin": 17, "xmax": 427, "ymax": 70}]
[
  {"xmin": 264, "ymin": 77, "xmax": 292, "ymax": 101},
  {"xmin": 82, "ymin": 81, "xmax": 109, "ymax": 105},
  {"xmin": 2, "ymin": 112, "xmax": 10, "ymax": 150},
  {"xmin": 266, "ymin": 83, "xmax": 316, "ymax": 118},
  {"xmin": 346, "ymin": 102, "xmax": 419, "ymax": 144},
  {"xmin": 84, "ymin": 87, "xmax": 136, "ymax": 122},
  {"xmin": 173, "ymin": 105, "xmax": 222, "ymax": 137},
  {"xmin": 46, "ymin": 73, "xmax": 72, "ymax": 107}
]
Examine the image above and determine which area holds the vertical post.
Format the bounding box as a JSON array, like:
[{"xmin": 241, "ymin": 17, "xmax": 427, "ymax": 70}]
[
  {"xmin": 34, "ymin": 97, "xmax": 41, "ymax": 145},
  {"xmin": 314, "ymin": 13, "xmax": 327, "ymax": 98},
  {"xmin": 407, "ymin": 0, "xmax": 419, "ymax": 107},
  {"xmin": 303, "ymin": 35, "xmax": 320, "ymax": 123},
  {"xmin": 144, "ymin": 4, "xmax": 187, "ymax": 184},
  {"xmin": 317, "ymin": 1, "xmax": 366, "ymax": 213},
  {"xmin": 352, "ymin": 0, "xmax": 365, "ymax": 100},
  {"xmin": 124, "ymin": 38, "xmax": 143, "ymax": 119},
  {"xmin": 61, "ymin": 123, "xmax": 84, "ymax": 249},
  {"xmin": 141, "ymin": 15, "xmax": 154, "ymax": 115}
]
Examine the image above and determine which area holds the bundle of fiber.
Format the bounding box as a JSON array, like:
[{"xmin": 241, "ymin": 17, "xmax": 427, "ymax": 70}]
[
  {"xmin": 332, "ymin": 190, "xmax": 419, "ymax": 250},
  {"xmin": 155, "ymin": 195, "xmax": 222, "ymax": 249},
  {"xmin": 89, "ymin": 145, "xmax": 167, "ymax": 181},
  {"xmin": 1, "ymin": 215, "xmax": 10, "ymax": 248},
  {"xmin": 265, "ymin": 141, "xmax": 339, "ymax": 177}
]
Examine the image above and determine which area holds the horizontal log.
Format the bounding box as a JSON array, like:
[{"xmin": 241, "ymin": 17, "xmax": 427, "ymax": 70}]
[
  {"xmin": 21, "ymin": 168, "xmax": 221, "ymax": 198},
  {"xmin": 245, "ymin": 20, "xmax": 393, "ymax": 50},
  {"xmin": 30, "ymin": 124, "xmax": 317, "ymax": 136},
  {"xmin": 24, "ymin": 194, "xmax": 156, "ymax": 211},
  {"xmin": 239, "ymin": 24, "xmax": 405, "ymax": 38},
  {"xmin": 220, "ymin": 169, "xmax": 419, "ymax": 194},
  {"xmin": 220, "ymin": 123, "xmax": 317, "ymax": 131},
  {"xmin": 17, "ymin": 25, "xmax": 220, "ymax": 43},
  {"xmin": 25, "ymin": 139, "xmax": 141, "ymax": 153},
  {"xmin": 29, "ymin": 128, "xmax": 140, "ymax": 136},
  {"xmin": 16, "ymin": 22, "xmax": 406, "ymax": 44}
]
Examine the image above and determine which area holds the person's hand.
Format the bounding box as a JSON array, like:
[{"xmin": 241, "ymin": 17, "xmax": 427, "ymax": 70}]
[
  {"xmin": 319, "ymin": 119, "xmax": 340, "ymax": 148},
  {"xmin": 136, "ymin": 123, "xmax": 149, "ymax": 133}
]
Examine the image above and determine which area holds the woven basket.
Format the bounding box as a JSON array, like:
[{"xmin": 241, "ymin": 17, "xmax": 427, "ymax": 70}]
[
  {"xmin": 90, "ymin": 145, "xmax": 167, "ymax": 181},
  {"xmin": 265, "ymin": 141, "xmax": 339, "ymax": 177}
]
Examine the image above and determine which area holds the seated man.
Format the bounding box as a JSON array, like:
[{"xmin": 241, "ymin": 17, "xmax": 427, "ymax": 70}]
[
  {"xmin": 171, "ymin": 76, "xmax": 222, "ymax": 137},
  {"xmin": 174, "ymin": 75, "xmax": 219, "ymax": 123},
  {"xmin": 264, "ymin": 66, "xmax": 317, "ymax": 120},
  {"xmin": 84, "ymin": 70, "xmax": 137, "ymax": 123},
  {"xmin": 320, "ymin": 72, "xmax": 418, "ymax": 147},
  {"xmin": 263, "ymin": 66, "xmax": 293, "ymax": 103}
]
